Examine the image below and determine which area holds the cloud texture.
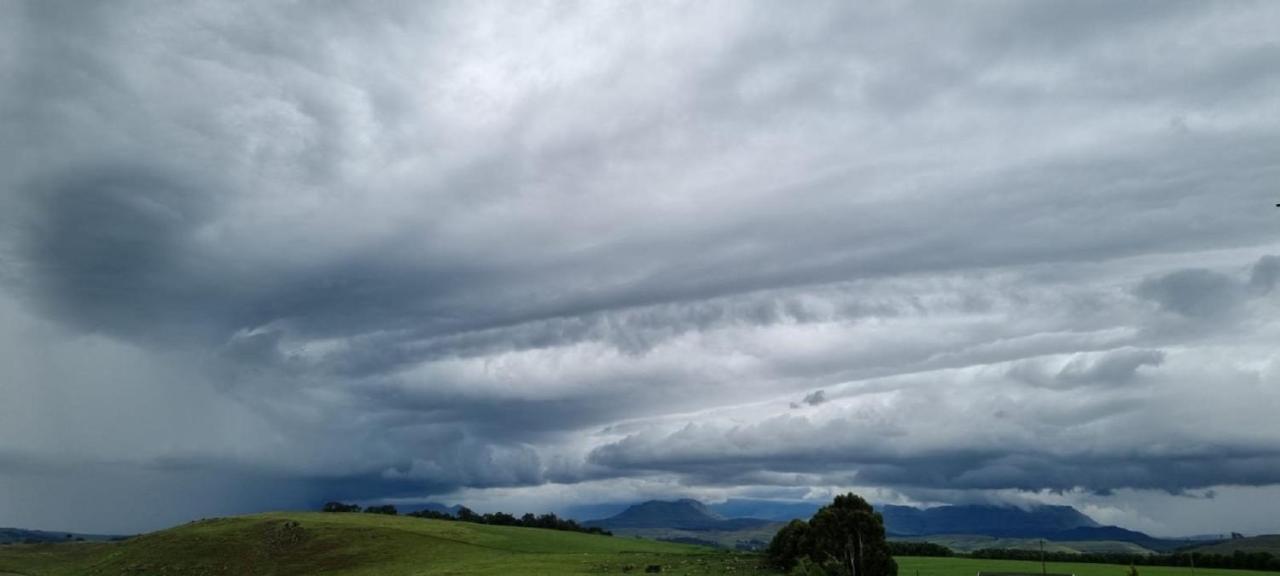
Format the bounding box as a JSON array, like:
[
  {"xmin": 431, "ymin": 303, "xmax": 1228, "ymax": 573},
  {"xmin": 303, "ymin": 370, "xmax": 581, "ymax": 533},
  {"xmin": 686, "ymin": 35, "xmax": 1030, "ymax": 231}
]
[{"xmin": 2, "ymin": 0, "xmax": 1279, "ymax": 535}]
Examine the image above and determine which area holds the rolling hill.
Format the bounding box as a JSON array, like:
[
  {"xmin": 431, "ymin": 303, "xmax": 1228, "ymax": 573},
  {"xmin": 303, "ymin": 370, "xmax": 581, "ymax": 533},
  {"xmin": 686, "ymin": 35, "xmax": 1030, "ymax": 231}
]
[
  {"xmin": 583, "ymin": 500, "xmax": 783, "ymax": 551},
  {"xmin": 0, "ymin": 512, "xmax": 774, "ymax": 575},
  {"xmin": 891, "ymin": 534, "xmax": 1161, "ymax": 555},
  {"xmin": 1189, "ymin": 535, "xmax": 1280, "ymax": 556}
]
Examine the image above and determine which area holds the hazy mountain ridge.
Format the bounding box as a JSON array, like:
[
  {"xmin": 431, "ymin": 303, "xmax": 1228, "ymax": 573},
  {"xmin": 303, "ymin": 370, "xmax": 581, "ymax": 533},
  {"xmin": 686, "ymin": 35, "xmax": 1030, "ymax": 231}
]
[
  {"xmin": 879, "ymin": 505, "xmax": 1186, "ymax": 552},
  {"xmin": 585, "ymin": 499, "xmax": 1198, "ymax": 552},
  {"xmin": 881, "ymin": 504, "xmax": 1099, "ymax": 536}
]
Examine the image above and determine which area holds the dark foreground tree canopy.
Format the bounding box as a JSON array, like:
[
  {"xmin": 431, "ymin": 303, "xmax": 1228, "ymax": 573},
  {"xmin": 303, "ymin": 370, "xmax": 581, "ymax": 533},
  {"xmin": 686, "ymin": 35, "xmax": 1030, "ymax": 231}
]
[
  {"xmin": 767, "ymin": 493, "xmax": 899, "ymax": 576},
  {"xmin": 320, "ymin": 501, "xmax": 611, "ymax": 536}
]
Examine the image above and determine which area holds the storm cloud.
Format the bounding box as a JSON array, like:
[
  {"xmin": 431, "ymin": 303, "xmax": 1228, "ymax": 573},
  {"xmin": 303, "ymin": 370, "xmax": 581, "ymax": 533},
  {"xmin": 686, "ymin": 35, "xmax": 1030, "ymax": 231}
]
[{"xmin": 2, "ymin": 0, "xmax": 1279, "ymax": 535}]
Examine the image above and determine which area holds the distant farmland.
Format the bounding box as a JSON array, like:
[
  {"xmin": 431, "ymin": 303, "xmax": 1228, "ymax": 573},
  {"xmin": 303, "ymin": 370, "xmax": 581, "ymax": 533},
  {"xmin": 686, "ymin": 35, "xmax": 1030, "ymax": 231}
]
[
  {"xmin": 4, "ymin": 514, "xmax": 1279, "ymax": 575},
  {"xmin": 899, "ymin": 556, "xmax": 1280, "ymax": 576}
]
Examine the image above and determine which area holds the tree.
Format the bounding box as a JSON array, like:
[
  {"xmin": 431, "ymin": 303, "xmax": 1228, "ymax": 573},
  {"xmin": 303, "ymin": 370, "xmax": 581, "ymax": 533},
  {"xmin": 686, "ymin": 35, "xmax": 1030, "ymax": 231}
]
[
  {"xmin": 806, "ymin": 493, "xmax": 897, "ymax": 576},
  {"xmin": 767, "ymin": 519, "xmax": 817, "ymax": 571},
  {"xmin": 455, "ymin": 506, "xmax": 480, "ymax": 522},
  {"xmin": 322, "ymin": 501, "xmax": 361, "ymax": 513},
  {"xmin": 485, "ymin": 512, "xmax": 516, "ymax": 526},
  {"xmin": 364, "ymin": 504, "xmax": 398, "ymax": 515}
]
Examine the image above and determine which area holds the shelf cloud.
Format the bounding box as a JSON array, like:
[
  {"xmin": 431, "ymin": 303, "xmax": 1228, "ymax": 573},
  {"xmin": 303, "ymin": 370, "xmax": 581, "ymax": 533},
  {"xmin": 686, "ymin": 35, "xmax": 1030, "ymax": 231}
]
[{"xmin": 1, "ymin": 0, "xmax": 1279, "ymax": 535}]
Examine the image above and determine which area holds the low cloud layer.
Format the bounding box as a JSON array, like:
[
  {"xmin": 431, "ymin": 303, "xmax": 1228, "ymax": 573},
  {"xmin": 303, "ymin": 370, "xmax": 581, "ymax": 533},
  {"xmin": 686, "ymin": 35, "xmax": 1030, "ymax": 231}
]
[{"xmin": 2, "ymin": 1, "xmax": 1279, "ymax": 535}]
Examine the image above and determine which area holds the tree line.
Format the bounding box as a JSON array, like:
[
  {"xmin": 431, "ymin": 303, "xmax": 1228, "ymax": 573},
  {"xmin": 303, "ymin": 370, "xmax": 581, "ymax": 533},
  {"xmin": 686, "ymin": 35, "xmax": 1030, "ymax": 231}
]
[
  {"xmin": 970, "ymin": 548, "xmax": 1280, "ymax": 572},
  {"xmin": 885, "ymin": 541, "xmax": 953, "ymax": 557},
  {"xmin": 320, "ymin": 501, "xmax": 611, "ymax": 536}
]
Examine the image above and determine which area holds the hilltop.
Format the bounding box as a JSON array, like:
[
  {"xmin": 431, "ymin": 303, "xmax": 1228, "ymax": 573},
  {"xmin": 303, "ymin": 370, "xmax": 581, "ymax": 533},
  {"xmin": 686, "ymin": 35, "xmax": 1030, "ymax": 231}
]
[
  {"xmin": 0, "ymin": 512, "xmax": 773, "ymax": 575},
  {"xmin": 1190, "ymin": 535, "xmax": 1280, "ymax": 556}
]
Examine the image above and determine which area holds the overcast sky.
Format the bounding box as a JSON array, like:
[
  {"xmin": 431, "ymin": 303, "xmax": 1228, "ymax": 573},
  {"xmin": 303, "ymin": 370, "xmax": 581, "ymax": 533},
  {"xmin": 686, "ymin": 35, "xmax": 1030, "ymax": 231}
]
[{"xmin": 2, "ymin": 0, "xmax": 1280, "ymax": 536}]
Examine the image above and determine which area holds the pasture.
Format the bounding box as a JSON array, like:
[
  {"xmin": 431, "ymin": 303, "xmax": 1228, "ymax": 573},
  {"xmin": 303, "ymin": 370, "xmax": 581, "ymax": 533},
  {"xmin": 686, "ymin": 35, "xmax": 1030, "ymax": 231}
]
[{"xmin": 898, "ymin": 556, "xmax": 1279, "ymax": 576}]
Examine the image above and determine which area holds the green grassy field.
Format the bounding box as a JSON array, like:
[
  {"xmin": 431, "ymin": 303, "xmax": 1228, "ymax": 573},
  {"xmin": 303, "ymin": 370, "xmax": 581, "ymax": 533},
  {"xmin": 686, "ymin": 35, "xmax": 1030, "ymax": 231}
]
[
  {"xmin": 0, "ymin": 512, "xmax": 774, "ymax": 575},
  {"xmin": 609, "ymin": 522, "xmax": 786, "ymax": 550},
  {"xmin": 3, "ymin": 516, "xmax": 1278, "ymax": 576},
  {"xmin": 893, "ymin": 535, "xmax": 1158, "ymax": 555},
  {"xmin": 898, "ymin": 556, "xmax": 1278, "ymax": 576}
]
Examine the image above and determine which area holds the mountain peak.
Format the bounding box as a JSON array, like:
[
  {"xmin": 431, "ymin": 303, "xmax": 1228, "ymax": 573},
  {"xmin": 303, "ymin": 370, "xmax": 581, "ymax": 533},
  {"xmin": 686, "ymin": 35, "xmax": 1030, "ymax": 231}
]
[{"xmin": 585, "ymin": 499, "xmax": 734, "ymax": 530}]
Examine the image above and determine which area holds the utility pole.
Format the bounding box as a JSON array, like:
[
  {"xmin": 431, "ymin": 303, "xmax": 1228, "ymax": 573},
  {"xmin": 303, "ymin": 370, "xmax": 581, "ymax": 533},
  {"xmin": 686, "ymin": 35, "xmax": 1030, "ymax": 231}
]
[{"xmin": 1040, "ymin": 539, "xmax": 1047, "ymax": 576}]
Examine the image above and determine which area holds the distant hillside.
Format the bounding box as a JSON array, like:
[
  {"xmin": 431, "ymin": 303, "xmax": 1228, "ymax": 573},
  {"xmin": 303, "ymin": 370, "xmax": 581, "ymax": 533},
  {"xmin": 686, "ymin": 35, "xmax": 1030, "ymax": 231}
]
[
  {"xmin": 877, "ymin": 504, "xmax": 1191, "ymax": 553},
  {"xmin": 1188, "ymin": 534, "xmax": 1280, "ymax": 556},
  {"xmin": 1053, "ymin": 525, "xmax": 1187, "ymax": 552},
  {"xmin": 0, "ymin": 527, "xmax": 121, "ymax": 545},
  {"xmin": 584, "ymin": 500, "xmax": 1194, "ymax": 554},
  {"xmin": 892, "ymin": 534, "xmax": 1159, "ymax": 555},
  {"xmin": 585, "ymin": 499, "xmax": 773, "ymax": 532},
  {"xmin": 881, "ymin": 504, "xmax": 1098, "ymax": 537},
  {"xmin": 0, "ymin": 512, "xmax": 771, "ymax": 575}
]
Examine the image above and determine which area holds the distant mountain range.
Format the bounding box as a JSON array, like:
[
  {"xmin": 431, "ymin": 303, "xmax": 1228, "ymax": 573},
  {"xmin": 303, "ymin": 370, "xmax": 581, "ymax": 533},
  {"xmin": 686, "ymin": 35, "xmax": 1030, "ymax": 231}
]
[
  {"xmin": 583, "ymin": 499, "xmax": 1205, "ymax": 553},
  {"xmin": 880, "ymin": 504, "xmax": 1192, "ymax": 552},
  {"xmin": 880, "ymin": 504, "xmax": 1097, "ymax": 536}
]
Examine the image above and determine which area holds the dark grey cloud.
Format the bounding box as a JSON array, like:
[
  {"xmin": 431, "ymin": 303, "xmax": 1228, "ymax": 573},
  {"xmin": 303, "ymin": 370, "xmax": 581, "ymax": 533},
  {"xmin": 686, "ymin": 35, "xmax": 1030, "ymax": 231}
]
[
  {"xmin": 1250, "ymin": 255, "xmax": 1280, "ymax": 294},
  {"xmin": 1004, "ymin": 348, "xmax": 1166, "ymax": 389},
  {"xmin": 1137, "ymin": 269, "xmax": 1242, "ymax": 319},
  {"xmin": 2, "ymin": 0, "xmax": 1279, "ymax": 535},
  {"xmin": 17, "ymin": 167, "xmax": 221, "ymax": 339}
]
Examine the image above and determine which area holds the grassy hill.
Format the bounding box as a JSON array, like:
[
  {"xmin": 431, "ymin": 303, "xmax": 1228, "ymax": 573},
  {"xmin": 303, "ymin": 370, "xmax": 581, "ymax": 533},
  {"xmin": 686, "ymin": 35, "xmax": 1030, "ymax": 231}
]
[
  {"xmin": 0, "ymin": 528, "xmax": 120, "ymax": 545},
  {"xmin": 4, "ymin": 514, "xmax": 1277, "ymax": 576},
  {"xmin": 604, "ymin": 522, "xmax": 788, "ymax": 551},
  {"xmin": 1190, "ymin": 536, "xmax": 1280, "ymax": 556},
  {"xmin": 893, "ymin": 534, "xmax": 1159, "ymax": 555},
  {"xmin": 0, "ymin": 512, "xmax": 774, "ymax": 575}
]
